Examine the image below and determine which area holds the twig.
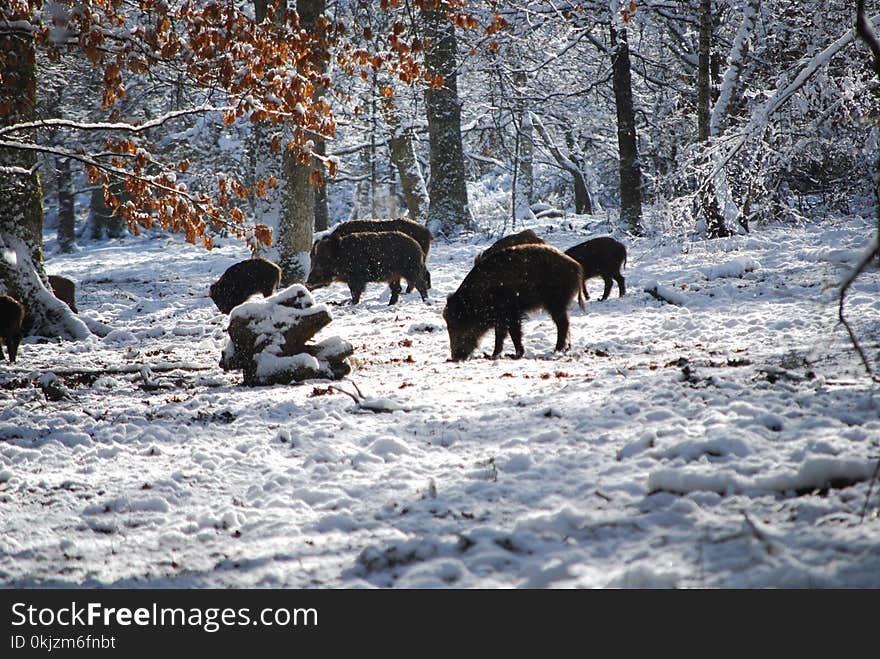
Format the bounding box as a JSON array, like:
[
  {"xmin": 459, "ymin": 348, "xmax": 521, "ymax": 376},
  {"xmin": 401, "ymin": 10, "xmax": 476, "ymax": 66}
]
[
  {"xmin": 349, "ymin": 380, "xmax": 365, "ymax": 400},
  {"xmin": 837, "ymin": 239, "xmax": 880, "ymax": 380},
  {"xmin": 327, "ymin": 383, "xmax": 400, "ymax": 414},
  {"xmin": 741, "ymin": 510, "xmax": 777, "ymax": 556},
  {"xmin": 327, "ymin": 385, "xmax": 361, "ymax": 406},
  {"xmin": 860, "ymin": 458, "xmax": 880, "ymax": 522}
]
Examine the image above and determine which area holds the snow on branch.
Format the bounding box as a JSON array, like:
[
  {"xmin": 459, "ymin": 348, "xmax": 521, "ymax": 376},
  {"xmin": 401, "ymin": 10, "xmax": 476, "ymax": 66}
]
[
  {"xmin": 712, "ymin": 14, "xmax": 880, "ymax": 177},
  {"xmin": 0, "ymin": 105, "xmax": 233, "ymax": 138},
  {"xmin": 710, "ymin": 0, "xmax": 760, "ymax": 137},
  {"xmin": 0, "ymin": 163, "xmax": 39, "ymax": 176},
  {"xmin": 529, "ymin": 111, "xmax": 580, "ymax": 175}
]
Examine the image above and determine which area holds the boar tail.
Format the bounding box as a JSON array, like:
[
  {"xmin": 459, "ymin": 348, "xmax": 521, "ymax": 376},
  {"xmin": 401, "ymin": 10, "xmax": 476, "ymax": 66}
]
[{"xmin": 576, "ymin": 264, "xmax": 586, "ymax": 311}]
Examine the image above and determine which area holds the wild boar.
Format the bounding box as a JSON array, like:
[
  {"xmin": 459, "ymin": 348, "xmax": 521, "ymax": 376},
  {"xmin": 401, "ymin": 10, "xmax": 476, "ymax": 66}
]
[
  {"xmin": 443, "ymin": 244, "xmax": 584, "ymax": 360},
  {"xmin": 313, "ymin": 218, "xmax": 433, "ymax": 291},
  {"xmin": 0, "ymin": 294, "xmax": 25, "ymax": 364},
  {"xmin": 307, "ymin": 230, "xmax": 430, "ymax": 305},
  {"xmin": 48, "ymin": 274, "xmax": 77, "ymax": 313},
  {"xmin": 474, "ymin": 229, "xmax": 546, "ymax": 264},
  {"xmin": 210, "ymin": 257, "xmax": 282, "ymax": 314},
  {"xmin": 564, "ymin": 236, "xmax": 627, "ymax": 300}
]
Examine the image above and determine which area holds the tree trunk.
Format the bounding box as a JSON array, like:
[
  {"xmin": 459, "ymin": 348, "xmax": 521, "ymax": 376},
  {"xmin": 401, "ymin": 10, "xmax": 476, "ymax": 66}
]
[
  {"xmin": 276, "ymin": 0, "xmax": 324, "ymax": 285},
  {"xmin": 423, "ymin": 3, "xmax": 472, "ymax": 235},
  {"xmin": 350, "ymin": 143, "xmax": 374, "ymax": 221},
  {"xmin": 697, "ymin": 0, "xmax": 731, "ymax": 239},
  {"xmin": 512, "ymin": 69, "xmax": 535, "ymax": 224},
  {"xmin": 610, "ymin": 25, "xmax": 643, "ymax": 235},
  {"xmin": 278, "ymin": 138, "xmax": 316, "ymax": 285},
  {"xmin": 565, "ymin": 130, "xmax": 594, "ymax": 215},
  {"xmin": 384, "ymin": 99, "xmax": 429, "ymax": 224},
  {"xmin": 0, "ymin": 29, "xmax": 88, "ymax": 340},
  {"xmin": 313, "ymin": 137, "xmax": 330, "ymax": 232},
  {"xmin": 247, "ymin": 0, "xmax": 283, "ymax": 256},
  {"xmin": 573, "ymin": 170, "xmax": 592, "ymax": 215},
  {"xmin": 55, "ymin": 155, "xmax": 76, "ymax": 253},
  {"xmin": 697, "ymin": 0, "xmax": 712, "ymax": 142},
  {"xmin": 89, "ymin": 180, "xmax": 127, "ymax": 240}
]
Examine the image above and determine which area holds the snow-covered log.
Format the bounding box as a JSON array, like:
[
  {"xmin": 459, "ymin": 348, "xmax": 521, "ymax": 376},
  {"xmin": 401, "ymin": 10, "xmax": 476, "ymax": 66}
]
[{"xmin": 220, "ymin": 285, "xmax": 353, "ymax": 386}]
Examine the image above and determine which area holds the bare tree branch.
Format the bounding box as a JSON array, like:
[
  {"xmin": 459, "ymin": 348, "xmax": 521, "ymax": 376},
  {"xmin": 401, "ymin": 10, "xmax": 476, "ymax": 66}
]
[{"xmin": 0, "ymin": 105, "xmax": 233, "ymax": 138}]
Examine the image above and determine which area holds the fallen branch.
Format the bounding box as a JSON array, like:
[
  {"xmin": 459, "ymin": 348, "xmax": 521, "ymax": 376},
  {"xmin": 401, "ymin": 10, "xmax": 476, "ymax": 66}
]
[
  {"xmin": 54, "ymin": 362, "xmax": 212, "ymax": 376},
  {"xmin": 644, "ymin": 281, "xmax": 687, "ymax": 306},
  {"xmin": 327, "ymin": 382, "xmax": 411, "ymax": 414}
]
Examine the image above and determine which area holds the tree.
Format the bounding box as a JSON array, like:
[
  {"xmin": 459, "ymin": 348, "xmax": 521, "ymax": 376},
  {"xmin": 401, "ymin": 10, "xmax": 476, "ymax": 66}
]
[
  {"xmin": 383, "ymin": 96, "xmax": 430, "ymax": 224},
  {"xmin": 856, "ymin": 0, "xmax": 880, "ymax": 267},
  {"xmin": 696, "ymin": 0, "xmax": 730, "ymax": 238},
  {"xmin": 423, "ymin": 1, "xmax": 472, "ymax": 235},
  {"xmin": 0, "ymin": 1, "xmax": 340, "ymax": 332},
  {"xmin": 0, "ymin": 22, "xmax": 89, "ymax": 338},
  {"xmin": 511, "ymin": 68, "xmax": 535, "ymax": 224},
  {"xmin": 610, "ymin": 20, "xmax": 643, "ymax": 235}
]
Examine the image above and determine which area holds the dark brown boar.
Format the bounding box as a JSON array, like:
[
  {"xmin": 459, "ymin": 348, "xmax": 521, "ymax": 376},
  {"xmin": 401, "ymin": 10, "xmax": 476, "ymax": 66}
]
[
  {"xmin": 564, "ymin": 236, "xmax": 627, "ymax": 300},
  {"xmin": 210, "ymin": 257, "xmax": 282, "ymax": 314},
  {"xmin": 307, "ymin": 230, "xmax": 430, "ymax": 305},
  {"xmin": 313, "ymin": 218, "xmax": 433, "ymax": 291},
  {"xmin": 0, "ymin": 294, "xmax": 25, "ymax": 363},
  {"xmin": 443, "ymin": 244, "xmax": 584, "ymax": 360},
  {"xmin": 474, "ymin": 229, "xmax": 546, "ymax": 264},
  {"xmin": 48, "ymin": 274, "xmax": 77, "ymax": 313}
]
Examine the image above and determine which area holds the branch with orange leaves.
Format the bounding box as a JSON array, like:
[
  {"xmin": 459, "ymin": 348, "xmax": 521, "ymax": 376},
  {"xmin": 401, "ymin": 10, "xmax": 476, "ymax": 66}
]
[{"xmin": 0, "ymin": 138, "xmax": 274, "ymax": 250}]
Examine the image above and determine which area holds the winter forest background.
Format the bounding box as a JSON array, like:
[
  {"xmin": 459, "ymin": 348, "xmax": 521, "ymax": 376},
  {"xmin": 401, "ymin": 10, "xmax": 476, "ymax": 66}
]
[{"xmin": 1, "ymin": 1, "xmax": 879, "ymax": 588}]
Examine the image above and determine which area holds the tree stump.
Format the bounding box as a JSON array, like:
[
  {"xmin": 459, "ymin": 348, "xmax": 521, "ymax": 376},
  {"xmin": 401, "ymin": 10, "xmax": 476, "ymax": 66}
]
[{"xmin": 219, "ymin": 285, "xmax": 353, "ymax": 386}]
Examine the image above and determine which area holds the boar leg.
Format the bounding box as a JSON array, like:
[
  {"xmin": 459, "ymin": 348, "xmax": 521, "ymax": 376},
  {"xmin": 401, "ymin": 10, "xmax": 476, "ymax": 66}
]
[
  {"xmin": 601, "ymin": 275, "xmax": 614, "ymax": 301},
  {"xmin": 348, "ymin": 281, "xmax": 366, "ymax": 305},
  {"xmin": 550, "ymin": 309, "xmax": 571, "ymax": 352},
  {"xmin": 508, "ymin": 321, "xmax": 525, "ymax": 358},
  {"xmin": 615, "ymin": 273, "xmax": 626, "ymax": 296},
  {"xmin": 413, "ymin": 267, "xmax": 430, "ymax": 303},
  {"xmin": 582, "ymin": 281, "xmax": 590, "ymax": 301},
  {"xmin": 492, "ymin": 325, "xmax": 507, "ymax": 357},
  {"xmin": 388, "ymin": 279, "xmax": 402, "ymax": 305},
  {"xmin": 415, "ymin": 280, "xmax": 429, "ymax": 303},
  {"xmin": 0, "ymin": 341, "xmax": 5, "ymax": 363}
]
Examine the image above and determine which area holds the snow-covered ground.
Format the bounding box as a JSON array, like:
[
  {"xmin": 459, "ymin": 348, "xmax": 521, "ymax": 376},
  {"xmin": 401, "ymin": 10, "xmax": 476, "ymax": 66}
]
[{"xmin": 1, "ymin": 212, "xmax": 879, "ymax": 588}]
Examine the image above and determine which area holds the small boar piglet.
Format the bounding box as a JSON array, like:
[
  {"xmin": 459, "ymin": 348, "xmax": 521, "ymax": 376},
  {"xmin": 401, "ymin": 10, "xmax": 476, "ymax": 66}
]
[
  {"xmin": 564, "ymin": 236, "xmax": 627, "ymax": 300},
  {"xmin": 0, "ymin": 294, "xmax": 25, "ymax": 363},
  {"xmin": 210, "ymin": 257, "xmax": 282, "ymax": 314},
  {"xmin": 48, "ymin": 274, "xmax": 77, "ymax": 313}
]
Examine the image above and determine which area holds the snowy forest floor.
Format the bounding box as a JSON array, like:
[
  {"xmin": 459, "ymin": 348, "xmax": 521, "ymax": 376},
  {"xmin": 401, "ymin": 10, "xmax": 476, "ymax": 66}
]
[{"xmin": 1, "ymin": 211, "xmax": 879, "ymax": 588}]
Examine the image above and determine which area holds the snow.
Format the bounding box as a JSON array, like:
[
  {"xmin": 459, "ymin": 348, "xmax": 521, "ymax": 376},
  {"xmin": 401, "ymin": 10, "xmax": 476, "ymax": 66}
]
[{"xmin": 0, "ymin": 212, "xmax": 878, "ymax": 589}]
